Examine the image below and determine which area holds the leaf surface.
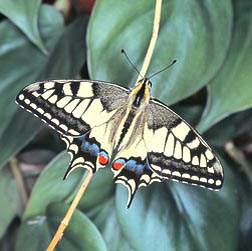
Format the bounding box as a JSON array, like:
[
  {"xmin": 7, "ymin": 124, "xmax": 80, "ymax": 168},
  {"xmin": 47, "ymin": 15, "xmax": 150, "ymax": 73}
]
[
  {"xmin": 88, "ymin": 0, "xmax": 233, "ymax": 105},
  {"xmin": 198, "ymin": 0, "xmax": 252, "ymax": 131},
  {"xmin": 0, "ymin": 0, "xmax": 46, "ymax": 52}
]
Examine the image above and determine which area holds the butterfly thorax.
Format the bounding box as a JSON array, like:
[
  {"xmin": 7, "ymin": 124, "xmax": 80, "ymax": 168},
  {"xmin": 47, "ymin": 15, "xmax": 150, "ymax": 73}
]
[{"xmin": 131, "ymin": 78, "xmax": 151, "ymax": 107}]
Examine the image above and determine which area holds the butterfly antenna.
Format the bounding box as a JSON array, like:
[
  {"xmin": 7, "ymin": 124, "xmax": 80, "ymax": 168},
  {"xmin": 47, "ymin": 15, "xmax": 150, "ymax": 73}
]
[
  {"xmin": 148, "ymin": 59, "xmax": 177, "ymax": 79},
  {"xmin": 121, "ymin": 49, "xmax": 143, "ymax": 78}
]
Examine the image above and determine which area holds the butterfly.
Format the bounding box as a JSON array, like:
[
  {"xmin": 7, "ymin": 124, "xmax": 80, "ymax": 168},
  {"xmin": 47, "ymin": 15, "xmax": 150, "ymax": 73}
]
[{"xmin": 16, "ymin": 78, "xmax": 223, "ymax": 207}]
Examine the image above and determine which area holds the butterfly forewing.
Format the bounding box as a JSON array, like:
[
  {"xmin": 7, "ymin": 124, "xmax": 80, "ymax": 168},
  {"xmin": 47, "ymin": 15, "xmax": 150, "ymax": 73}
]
[
  {"xmin": 16, "ymin": 80, "xmax": 129, "ymax": 136},
  {"xmin": 144, "ymin": 99, "xmax": 223, "ymax": 189}
]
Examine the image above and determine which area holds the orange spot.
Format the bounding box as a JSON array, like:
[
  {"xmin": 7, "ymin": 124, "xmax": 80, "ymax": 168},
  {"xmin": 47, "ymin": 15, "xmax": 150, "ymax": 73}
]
[
  {"xmin": 99, "ymin": 155, "xmax": 108, "ymax": 165},
  {"xmin": 113, "ymin": 161, "xmax": 124, "ymax": 170}
]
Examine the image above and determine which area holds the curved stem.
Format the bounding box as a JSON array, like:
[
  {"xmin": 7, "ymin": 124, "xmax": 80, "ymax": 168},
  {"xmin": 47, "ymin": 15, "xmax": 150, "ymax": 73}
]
[
  {"xmin": 136, "ymin": 0, "xmax": 162, "ymax": 83},
  {"xmin": 46, "ymin": 171, "xmax": 93, "ymax": 251}
]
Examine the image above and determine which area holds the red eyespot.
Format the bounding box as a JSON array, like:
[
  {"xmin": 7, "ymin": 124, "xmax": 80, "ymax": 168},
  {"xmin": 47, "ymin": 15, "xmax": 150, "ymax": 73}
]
[
  {"xmin": 99, "ymin": 155, "xmax": 108, "ymax": 165},
  {"xmin": 98, "ymin": 150, "xmax": 109, "ymax": 165},
  {"xmin": 113, "ymin": 161, "xmax": 124, "ymax": 170}
]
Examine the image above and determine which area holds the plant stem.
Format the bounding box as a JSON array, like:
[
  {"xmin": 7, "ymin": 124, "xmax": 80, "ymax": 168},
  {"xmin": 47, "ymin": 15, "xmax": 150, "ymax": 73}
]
[
  {"xmin": 225, "ymin": 141, "xmax": 252, "ymax": 186},
  {"xmin": 9, "ymin": 158, "xmax": 28, "ymax": 208},
  {"xmin": 46, "ymin": 170, "xmax": 93, "ymax": 251},
  {"xmin": 136, "ymin": 0, "xmax": 162, "ymax": 83}
]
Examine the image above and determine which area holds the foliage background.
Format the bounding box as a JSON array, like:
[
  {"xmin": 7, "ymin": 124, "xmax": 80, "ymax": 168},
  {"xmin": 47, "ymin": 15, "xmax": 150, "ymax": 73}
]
[{"xmin": 0, "ymin": 0, "xmax": 251, "ymax": 250}]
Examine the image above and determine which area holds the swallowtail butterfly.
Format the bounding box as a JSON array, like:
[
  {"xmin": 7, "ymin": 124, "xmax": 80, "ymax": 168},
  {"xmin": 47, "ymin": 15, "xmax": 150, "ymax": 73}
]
[{"xmin": 16, "ymin": 78, "xmax": 223, "ymax": 207}]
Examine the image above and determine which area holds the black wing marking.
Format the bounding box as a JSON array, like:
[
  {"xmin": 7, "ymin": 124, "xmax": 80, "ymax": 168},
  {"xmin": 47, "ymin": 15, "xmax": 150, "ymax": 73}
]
[
  {"xmin": 61, "ymin": 131, "xmax": 110, "ymax": 176},
  {"xmin": 111, "ymin": 138, "xmax": 163, "ymax": 207},
  {"xmin": 144, "ymin": 98, "xmax": 223, "ymax": 189},
  {"xmin": 16, "ymin": 80, "xmax": 129, "ymax": 136},
  {"xmin": 113, "ymin": 159, "xmax": 163, "ymax": 208}
]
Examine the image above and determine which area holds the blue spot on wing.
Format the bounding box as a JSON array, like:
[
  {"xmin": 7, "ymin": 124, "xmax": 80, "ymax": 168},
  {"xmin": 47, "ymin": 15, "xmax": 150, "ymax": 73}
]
[
  {"xmin": 135, "ymin": 164, "xmax": 144, "ymax": 174},
  {"xmin": 126, "ymin": 159, "xmax": 136, "ymax": 169},
  {"xmin": 82, "ymin": 141, "xmax": 90, "ymax": 152},
  {"xmin": 116, "ymin": 158, "xmax": 126, "ymax": 164},
  {"xmin": 90, "ymin": 143, "xmax": 99, "ymax": 155},
  {"xmin": 99, "ymin": 150, "xmax": 108, "ymax": 158}
]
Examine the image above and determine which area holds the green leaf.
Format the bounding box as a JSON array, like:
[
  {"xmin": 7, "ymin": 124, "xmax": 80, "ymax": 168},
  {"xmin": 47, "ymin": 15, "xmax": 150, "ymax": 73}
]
[
  {"xmin": 23, "ymin": 152, "xmax": 85, "ymax": 220},
  {"xmin": 82, "ymin": 151, "xmax": 240, "ymax": 251},
  {"xmin": 0, "ymin": 166, "xmax": 23, "ymax": 238},
  {"xmin": 204, "ymin": 108, "xmax": 252, "ymax": 147},
  {"xmin": 22, "ymin": 151, "xmax": 130, "ymax": 251},
  {"xmin": 115, "ymin": 155, "xmax": 240, "ymax": 251},
  {"xmin": 15, "ymin": 216, "xmax": 51, "ymax": 251},
  {"xmin": 78, "ymin": 168, "xmax": 114, "ymax": 211},
  {"xmin": 237, "ymin": 172, "xmax": 252, "ymax": 251},
  {"xmin": 16, "ymin": 203, "xmax": 107, "ymax": 251},
  {"xmin": 20, "ymin": 148, "xmax": 241, "ymax": 251},
  {"xmin": 38, "ymin": 16, "xmax": 88, "ymax": 79},
  {"xmin": 87, "ymin": 0, "xmax": 233, "ymax": 104},
  {"xmin": 24, "ymin": 150, "xmax": 114, "ymax": 221},
  {"xmin": 0, "ymin": 10, "xmax": 87, "ymax": 169},
  {"xmin": 0, "ymin": 0, "xmax": 46, "ymax": 53},
  {"xmin": 23, "ymin": 156, "xmax": 131, "ymax": 251},
  {"xmin": 0, "ymin": 5, "xmax": 63, "ymax": 169},
  {"xmin": 197, "ymin": 0, "xmax": 252, "ymax": 132},
  {"xmin": 0, "ymin": 110, "xmax": 41, "ymax": 170},
  {"xmin": 0, "ymin": 4, "xmax": 62, "ymax": 135},
  {"xmin": 88, "ymin": 200, "xmax": 136, "ymax": 251}
]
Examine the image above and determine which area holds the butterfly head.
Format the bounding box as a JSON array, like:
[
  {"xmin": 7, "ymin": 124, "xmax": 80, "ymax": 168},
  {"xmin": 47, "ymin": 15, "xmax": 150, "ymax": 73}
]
[{"xmin": 130, "ymin": 78, "xmax": 151, "ymax": 108}]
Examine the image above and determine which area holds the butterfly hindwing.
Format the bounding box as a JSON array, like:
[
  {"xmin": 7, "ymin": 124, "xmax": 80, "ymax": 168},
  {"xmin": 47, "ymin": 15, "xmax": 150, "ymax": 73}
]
[
  {"xmin": 16, "ymin": 80, "xmax": 130, "ymax": 136},
  {"xmin": 61, "ymin": 132, "xmax": 109, "ymax": 177},
  {"xmin": 144, "ymin": 99, "xmax": 223, "ymax": 189},
  {"xmin": 114, "ymin": 161, "xmax": 163, "ymax": 207},
  {"xmin": 112, "ymin": 138, "xmax": 163, "ymax": 207}
]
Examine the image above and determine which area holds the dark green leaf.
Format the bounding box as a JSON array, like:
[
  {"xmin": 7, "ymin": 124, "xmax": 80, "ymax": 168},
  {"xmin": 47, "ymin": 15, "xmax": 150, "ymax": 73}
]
[
  {"xmin": 204, "ymin": 108, "xmax": 252, "ymax": 147},
  {"xmin": 0, "ymin": 166, "xmax": 23, "ymax": 238},
  {"xmin": 78, "ymin": 167, "xmax": 114, "ymax": 211},
  {"xmin": 198, "ymin": 0, "xmax": 252, "ymax": 132},
  {"xmin": 88, "ymin": 200, "xmax": 136, "ymax": 251},
  {"xmin": 16, "ymin": 203, "xmax": 107, "ymax": 251},
  {"xmin": 0, "ymin": 0, "xmax": 46, "ymax": 52},
  {"xmin": 20, "ymin": 149, "xmax": 241, "ymax": 251},
  {"xmin": 15, "ymin": 216, "xmax": 51, "ymax": 251},
  {"xmin": 23, "ymin": 150, "xmax": 114, "ymax": 220},
  {"xmin": 115, "ymin": 155, "xmax": 240, "ymax": 251},
  {"xmin": 22, "ymin": 151, "xmax": 132, "ymax": 251},
  {"xmin": 88, "ymin": 0, "xmax": 232, "ymax": 105},
  {"xmin": 0, "ymin": 110, "xmax": 41, "ymax": 170},
  {"xmin": 48, "ymin": 203, "xmax": 107, "ymax": 251},
  {"xmin": 237, "ymin": 174, "xmax": 252, "ymax": 251},
  {"xmin": 37, "ymin": 16, "xmax": 88, "ymax": 79},
  {"xmin": 0, "ymin": 5, "xmax": 62, "ymax": 135},
  {"xmin": 23, "ymin": 152, "xmax": 84, "ymax": 220},
  {"xmin": 0, "ymin": 9, "xmax": 87, "ymax": 169},
  {"xmin": 0, "ymin": 5, "xmax": 63, "ymax": 169}
]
